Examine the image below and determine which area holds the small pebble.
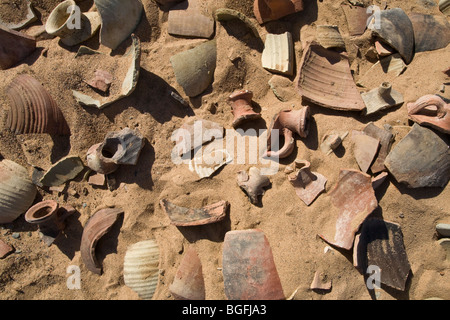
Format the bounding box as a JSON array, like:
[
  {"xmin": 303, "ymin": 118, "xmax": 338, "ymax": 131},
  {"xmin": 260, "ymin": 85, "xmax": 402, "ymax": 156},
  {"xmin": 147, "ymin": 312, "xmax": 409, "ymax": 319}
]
[{"xmin": 11, "ymin": 233, "xmax": 20, "ymax": 239}]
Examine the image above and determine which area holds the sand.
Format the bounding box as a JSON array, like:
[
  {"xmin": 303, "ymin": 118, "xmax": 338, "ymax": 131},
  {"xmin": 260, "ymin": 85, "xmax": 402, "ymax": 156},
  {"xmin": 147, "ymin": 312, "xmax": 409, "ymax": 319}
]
[{"xmin": 0, "ymin": 0, "xmax": 449, "ymax": 300}]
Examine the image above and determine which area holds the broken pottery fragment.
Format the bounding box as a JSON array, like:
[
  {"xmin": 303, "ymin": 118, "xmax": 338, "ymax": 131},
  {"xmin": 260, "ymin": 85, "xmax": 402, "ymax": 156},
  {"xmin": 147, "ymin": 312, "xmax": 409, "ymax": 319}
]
[
  {"xmin": 310, "ymin": 271, "xmax": 332, "ymax": 291},
  {"xmin": 316, "ymin": 25, "xmax": 345, "ymax": 50},
  {"xmin": 362, "ymin": 82, "xmax": 404, "ymax": 115},
  {"xmin": 214, "ymin": 8, "xmax": 260, "ymax": 38},
  {"xmin": 0, "ymin": 0, "xmax": 37, "ymax": 30},
  {"xmin": 288, "ymin": 160, "xmax": 327, "ymax": 206},
  {"xmin": 170, "ymin": 40, "xmax": 216, "ymax": 97},
  {"xmin": 227, "ymin": 90, "xmax": 261, "ymax": 128},
  {"xmin": 25, "ymin": 200, "xmax": 75, "ymax": 246},
  {"xmin": 341, "ymin": 4, "xmax": 369, "ymax": 36},
  {"xmin": 357, "ymin": 219, "xmax": 411, "ymax": 291},
  {"xmin": 297, "ymin": 43, "xmax": 365, "ymax": 111},
  {"xmin": 237, "ymin": 167, "xmax": 271, "ymax": 205},
  {"xmin": 439, "ymin": 239, "xmax": 450, "ymax": 261},
  {"xmin": 384, "ymin": 123, "xmax": 450, "ymax": 188},
  {"xmin": 352, "ymin": 132, "xmax": 380, "ymax": 173},
  {"xmin": 253, "ymin": 0, "xmax": 304, "ymax": 24},
  {"xmin": 39, "ymin": 156, "xmax": 85, "ymax": 187},
  {"xmin": 160, "ymin": 199, "xmax": 229, "ymax": 226},
  {"xmin": 367, "ymin": 8, "xmax": 414, "ymax": 64},
  {"xmin": 320, "ymin": 131, "xmax": 348, "ymax": 155},
  {"xmin": 188, "ymin": 149, "xmax": 232, "ymax": 179},
  {"xmin": 45, "ymin": 0, "xmax": 101, "ymax": 46},
  {"xmin": 168, "ymin": 0, "xmax": 214, "ymax": 39},
  {"xmin": 123, "ymin": 239, "xmax": 160, "ymax": 300},
  {"xmin": 407, "ymin": 95, "xmax": 450, "ymax": 134},
  {"xmin": 357, "ymin": 54, "xmax": 407, "ymax": 88},
  {"xmin": 222, "ymin": 229, "xmax": 285, "ymax": 300},
  {"xmin": 262, "ymin": 32, "xmax": 294, "ymax": 76},
  {"xmin": 319, "ymin": 169, "xmax": 378, "ymax": 250},
  {"xmin": 436, "ymin": 223, "xmax": 450, "ymax": 238},
  {"xmin": 80, "ymin": 207, "xmax": 124, "ymax": 274},
  {"xmin": 0, "ymin": 159, "xmax": 37, "ymax": 224},
  {"xmin": 174, "ymin": 119, "xmax": 223, "ymax": 157},
  {"xmin": 88, "ymin": 173, "xmax": 106, "ymax": 187},
  {"xmin": 85, "ymin": 69, "xmax": 113, "ymax": 93},
  {"xmin": 408, "ymin": 13, "xmax": 450, "ymax": 53},
  {"xmin": 268, "ymin": 75, "xmax": 297, "ymax": 102},
  {"xmin": 440, "ymin": 0, "xmax": 450, "ymax": 15},
  {"xmin": 371, "ymin": 172, "xmax": 388, "ymax": 189},
  {"xmin": 362, "ymin": 122, "xmax": 394, "ymax": 174},
  {"xmin": 169, "ymin": 247, "xmax": 205, "ymax": 300},
  {"xmin": 5, "ymin": 74, "xmax": 70, "ymax": 135},
  {"xmin": 265, "ymin": 107, "xmax": 310, "ymax": 159},
  {"xmin": 374, "ymin": 40, "xmax": 395, "ymax": 57},
  {"xmin": 0, "ymin": 25, "xmax": 36, "ymax": 70},
  {"xmin": 0, "ymin": 239, "xmax": 13, "ymax": 259},
  {"xmin": 72, "ymin": 35, "xmax": 141, "ymax": 109}
]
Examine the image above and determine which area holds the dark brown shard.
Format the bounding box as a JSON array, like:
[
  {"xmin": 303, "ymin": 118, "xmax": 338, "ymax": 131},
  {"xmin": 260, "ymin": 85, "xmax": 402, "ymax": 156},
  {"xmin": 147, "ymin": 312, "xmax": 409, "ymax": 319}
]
[
  {"xmin": 363, "ymin": 123, "xmax": 394, "ymax": 174},
  {"xmin": 253, "ymin": 0, "xmax": 304, "ymax": 24},
  {"xmin": 0, "ymin": 24, "xmax": 36, "ymax": 70},
  {"xmin": 384, "ymin": 123, "xmax": 450, "ymax": 188},
  {"xmin": 85, "ymin": 69, "xmax": 113, "ymax": 93},
  {"xmin": 356, "ymin": 218, "xmax": 411, "ymax": 291},
  {"xmin": 160, "ymin": 199, "xmax": 229, "ymax": 226},
  {"xmin": 169, "ymin": 248, "xmax": 206, "ymax": 300},
  {"xmin": 341, "ymin": 5, "xmax": 370, "ymax": 36},
  {"xmin": 408, "ymin": 13, "xmax": 450, "ymax": 53},
  {"xmin": 222, "ymin": 229, "xmax": 285, "ymax": 300},
  {"xmin": 80, "ymin": 207, "xmax": 124, "ymax": 274}
]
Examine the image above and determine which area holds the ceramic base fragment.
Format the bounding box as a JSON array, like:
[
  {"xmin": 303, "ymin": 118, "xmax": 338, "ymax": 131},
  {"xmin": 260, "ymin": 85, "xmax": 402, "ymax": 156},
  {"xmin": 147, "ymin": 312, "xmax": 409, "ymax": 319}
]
[
  {"xmin": 287, "ymin": 160, "xmax": 327, "ymax": 206},
  {"xmin": 362, "ymin": 82, "xmax": 404, "ymax": 116}
]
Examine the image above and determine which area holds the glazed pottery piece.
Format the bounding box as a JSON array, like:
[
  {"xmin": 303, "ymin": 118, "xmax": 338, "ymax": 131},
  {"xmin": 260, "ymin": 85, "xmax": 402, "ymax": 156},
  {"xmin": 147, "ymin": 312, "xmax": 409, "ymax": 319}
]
[
  {"xmin": 384, "ymin": 123, "xmax": 450, "ymax": 188},
  {"xmin": 123, "ymin": 239, "xmax": 160, "ymax": 300},
  {"xmin": 25, "ymin": 200, "xmax": 75, "ymax": 246},
  {"xmin": 362, "ymin": 82, "xmax": 404, "ymax": 115},
  {"xmin": 170, "ymin": 40, "xmax": 216, "ymax": 97},
  {"xmin": 0, "ymin": 25, "xmax": 36, "ymax": 70},
  {"xmin": 222, "ymin": 229, "xmax": 285, "ymax": 300},
  {"xmin": 408, "ymin": 13, "xmax": 450, "ymax": 53},
  {"xmin": 174, "ymin": 119, "xmax": 223, "ymax": 157},
  {"xmin": 188, "ymin": 148, "xmax": 232, "ymax": 179},
  {"xmin": 80, "ymin": 207, "xmax": 124, "ymax": 274},
  {"xmin": 341, "ymin": 4, "xmax": 370, "ymax": 36},
  {"xmin": 169, "ymin": 248, "xmax": 205, "ymax": 300},
  {"xmin": 160, "ymin": 199, "xmax": 229, "ymax": 226},
  {"xmin": 94, "ymin": 0, "xmax": 143, "ymax": 50},
  {"xmin": 407, "ymin": 95, "xmax": 450, "ymax": 134},
  {"xmin": 72, "ymin": 35, "xmax": 141, "ymax": 109},
  {"xmin": 287, "ymin": 160, "xmax": 327, "ymax": 206},
  {"xmin": 5, "ymin": 74, "xmax": 70, "ymax": 135},
  {"xmin": 316, "ymin": 25, "xmax": 345, "ymax": 49},
  {"xmin": 319, "ymin": 169, "xmax": 378, "ymax": 250},
  {"xmin": 352, "ymin": 132, "xmax": 380, "ymax": 173},
  {"xmin": 320, "ymin": 131, "xmax": 348, "ymax": 155},
  {"xmin": 362, "ymin": 122, "xmax": 394, "ymax": 174},
  {"xmin": 0, "ymin": 159, "xmax": 37, "ymax": 224},
  {"xmin": 367, "ymin": 8, "xmax": 414, "ymax": 64},
  {"xmin": 262, "ymin": 32, "xmax": 294, "ymax": 76},
  {"xmin": 168, "ymin": 0, "xmax": 214, "ymax": 39},
  {"xmin": 45, "ymin": 0, "xmax": 101, "ymax": 46},
  {"xmin": 39, "ymin": 156, "xmax": 84, "ymax": 187},
  {"xmin": 214, "ymin": 8, "xmax": 260, "ymax": 38},
  {"xmin": 356, "ymin": 219, "xmax": 411, "ymax": 291},
  {"xmin": 253, "ymin": 0, "xmax": 304, "ymax": 24},
  {"xmin": 297, "ymin": 43, "xmax": 365, "ymax": 111},
  {"xmin": 0, "ymin": 0, "xmax": 37, "ymax": 30},
  {"xmin": 237, "ymin": 167, "xmax": 271, "ymax": 205},
  {"xmin": 227, "ymin": 90, "xmax": 261, "ymax": 128}
]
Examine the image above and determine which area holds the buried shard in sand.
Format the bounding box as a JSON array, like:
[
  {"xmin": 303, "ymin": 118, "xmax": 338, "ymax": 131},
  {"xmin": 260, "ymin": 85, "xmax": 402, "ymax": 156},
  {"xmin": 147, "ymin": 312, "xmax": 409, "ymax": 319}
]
[{"xmin": 160, "ymin": 199, "xmax": 229, "ymax": 226}]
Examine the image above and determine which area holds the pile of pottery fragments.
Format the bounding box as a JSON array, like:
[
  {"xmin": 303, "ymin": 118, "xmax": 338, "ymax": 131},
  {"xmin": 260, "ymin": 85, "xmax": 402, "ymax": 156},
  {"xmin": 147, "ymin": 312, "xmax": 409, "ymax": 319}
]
[{"xmin": 0, "ymin": 0, "xmax": 449, "ymax": 300}]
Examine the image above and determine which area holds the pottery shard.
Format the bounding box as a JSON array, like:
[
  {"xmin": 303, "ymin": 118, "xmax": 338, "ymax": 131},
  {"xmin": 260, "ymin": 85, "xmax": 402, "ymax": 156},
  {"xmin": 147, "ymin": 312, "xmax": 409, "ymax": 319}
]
[
  {"xmin": 214, "ymin": 8, "xmax": 260, "ymax": 38},
  {"xmin": 297, "ymin": 43, "xmax": 365, "ymax": 111},
  {"xmin": 407, "ymin": 95, "xmax": 450, "ymax": 135},
  {"xmin": 384, "ymin": 123, "xmax": 450, "ymax": 188},
  {"xmin": 0, "ymin": 25, "xmax": 36, "ymax": 70},
  {"xmin": 319, "ymin": 169, "xmax": 378, "ymax": 250},
  {"xmin": 262, "ymin": 32, "xmax": 294, "ymax": 76},
  {"xmin": 352, "ymin": 132, "xmax": 380, "ymax": 173},
  {"xmin": 85, "ymin": 69, "xmax": 113, "ymax": 93},
  {"xmin": 408, "ymin": 13, "xmax": 450, "ymax": 53},
  {"xmin": 168, "ymin": 1, "xmax": 214, "ymax": 39},
  {"xmin": 160, "ymin": 199, "xmax": 229, "ymax": 226},
  {"xmin": 362, "ymin": 122, "xmax": 394, "ymax": 174},
  {"xmin": 222, "ymin": 229, "xmax": 285, "ymax": 300},
  {"xmin": 237, "ymin": 167, "xmax": 271, "ymax": 205},
  {"xmin": 440, "ymin": 0, "xmax": 450, "ymax": 15},
  {"xmin": 356, "ymin": 219, "xmax": 411, "ymax": 291},
  {"xmin": 254, "ymin": 0, "xmax": 304, "ymax": 24},
  {"xmin": 341, "ymin": 5, "xmax": 370, "ymax": 36},
  {"xmin": 39, "ymin": 156, "xmax": 85, "ymax": 187},
  {"xmin": 288, "ymin": 160, "xmax": 327, "ymax": 206},
  {"xmin": 316, "ymin": 25, "xmax": 345, "ymax": 49},
  {"xmin": 362, "ymin": 82, "xmax": 404, "ymax": 116},
  {"xmin": 0, "ymin": 239, "xmax": 13, "ymax": 259},
  {"xmin": 174, "ymin": 119, "xmax": 223, "ymax": 157},
  {"xmin": 104, "ymin": 127, "xmax": 145, "ymax": 165}
]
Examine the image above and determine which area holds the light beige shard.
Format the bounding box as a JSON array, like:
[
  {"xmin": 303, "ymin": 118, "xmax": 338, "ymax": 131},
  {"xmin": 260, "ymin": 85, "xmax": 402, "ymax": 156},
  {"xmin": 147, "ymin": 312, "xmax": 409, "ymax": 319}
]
[{"xmin": 262, "ymin": 32, "xmax": 294, "ymax": 76}]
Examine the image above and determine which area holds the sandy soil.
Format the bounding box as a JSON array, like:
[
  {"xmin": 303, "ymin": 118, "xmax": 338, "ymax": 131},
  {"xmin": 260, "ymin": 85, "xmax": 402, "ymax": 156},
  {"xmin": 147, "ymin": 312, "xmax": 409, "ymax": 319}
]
[{"xmin": 0, "ymin": 0, "xmax": 449, "ymax": 300}]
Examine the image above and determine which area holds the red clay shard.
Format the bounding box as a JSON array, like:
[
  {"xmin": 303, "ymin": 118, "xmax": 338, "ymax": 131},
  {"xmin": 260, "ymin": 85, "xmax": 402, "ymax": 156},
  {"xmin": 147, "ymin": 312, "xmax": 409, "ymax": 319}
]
[
  {"xmin": 254, "ymin": 0, "xmax": 304, "ymax": 24},
  {"xmin": 227, "ymin": 89, "xmax": 261, "ymax": 128},
  {"xmin": 407, "ymin": 94, "xmax": 450, "ymax": 134}
]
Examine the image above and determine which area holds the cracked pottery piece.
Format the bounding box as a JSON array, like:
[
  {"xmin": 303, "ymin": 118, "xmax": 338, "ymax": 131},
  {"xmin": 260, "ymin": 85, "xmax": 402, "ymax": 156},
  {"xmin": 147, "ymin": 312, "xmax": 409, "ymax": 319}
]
[
  {"xmin": 320, "ymin": 131, "xmax": 348, "ymax": 155},
  {"xmin": 384, "ymin": 123, "xmax": 450, "ymax": 188},
  {"xmin": 39, "ymin": 156, "xmax": 85, "ymax": 187},
  {"xmin": 253, "ymin": 0, "xmax": 304, "ymax": 24},
  {"xmin": 297, "ymin": 43, "xmax": 365, "ymax": 111},
  {"xmin": 0, "ymin": 0, "xmax": 37, "ymax": 30},
  {"xmin": 168, "ymin": 0, "xmax": 214, "ymax": 39},
  {"xmin": 352, "ymin": 132, "xmax": 380, "ymax": 173},
  {"xmin": 362, "ymin": 82, "xmax": 404, "ymax": 115},
  {"xmin": 227, "ymin": 90, "xmax": 262, "ymax": 128},
  {"xmin": 362, "ymin": 122, "xmax": 394, "ymax": 174},
  {"xmin": 319, "ymin": 169, "xmax": 378, "ymax": 250},
  {"xmin": 407, "ymin": 95, "xmax": 450, "ymax": 134},
  {"xmin": 222, "ymin": 229, "xmax": 285, "ymax": 300},
  {"xmin": 237, "ymin": 167, "xmax": 271, "ymax": 205},
  {"xmin": 160, "ymin": 199, "xmax": 229, "ymax": 226},
  {"xmin": 80, "ymin": 207, "xmax": 124, "ymax": 274},
  {"xmin": 287, "ymin": 160, "xmax": 327, "ymax": 206},
  {"xmin": 0, "ymin": 25, "xmax": 36, "ymax": 70},
  {"xmin": 262, "ymin": 32, "xmax": 294, "ymax": 76},
  {"xmin": 409, "ymin": 13, "xmax": 450, "ymax": 53}
]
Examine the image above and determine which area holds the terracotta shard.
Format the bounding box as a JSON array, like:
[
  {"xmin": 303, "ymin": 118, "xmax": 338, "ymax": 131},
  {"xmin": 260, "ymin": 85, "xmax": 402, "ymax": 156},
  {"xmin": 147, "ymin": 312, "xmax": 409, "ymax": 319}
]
[
  {"xmin": 297, "ymin": 43, "xmax": 365, "ymax": 111},
  {"xmin": 320, "ymin": 131, "xmax": 348, "ymax": 155},
  {"xmin": 384, "ymin": 123, "xmax": 450, "ymax": 188},
  {"xmin": 0, "ymin": 25, "xmax": 36, "ymax": 70},
  {"xmin": 174, "ymin": 119, "xmax": 223, "ymax": 157},
  {"xmin": 80, "ymin": 207, "xmax": 124, "ymax": 274},
  {"xmin": 357, "ymin": 219, "xmax": 411, "ymax": 291},
  {"xmin": 352, "ymin": 132, "xmax": 380, "ymax": 173},
  {"xmin": 160, "ymin": 199, "xmax": 229, "ymax": 226},
  {"xmin": 0, "ymin": 239, "xmax": 13, "ymax": 259},
  {"xmin": 367, "ymin": 8, "xmax": 414, "ymax": 64},
  {"xmin": 85, "ymin": 69, "xmax": 113, "ymax": 93},
  {"xmin": 253, "ymin": 0, "xmax": 304, "ymax": 24},
  {"xmin": 288, "ymin": 160, "xmax": 327, "ymax": 206},
  {"xmin": 375, "ymin": 40, "xmax": 395, "ymax": 57},
  {"xmin": 319, "ymin": 169, "xmax": 378, "ymax": 250},
  {"xmin": 168, "ymin": 1, "xmax": 214, "ymax": 39},
  {"xmin": 5, "ymin": 74, "xmax": 70, "ymax": 135},
  {"xmin": 316, "ymin": 25, "xmax": 345, "ymax": 49},
  {"xmin": 341, "ymin": 5, "xmax": 370, "ymax": 36},
  {"xmin": 169, "ymin": 248, "xmax": 205, "ymax": 300},
  {"xmin": 262, "ymin": 32, "xmax": 294, "ymax": 76},
  {"xmin": 407, "ymin": 95, "xmax": 450, "ymax": 134},
  {"xmin": 409, "ymin": 13, "xmax": 450, "ymax": 53},
  {"xmin": 362, "ymin": 82, "xmax": 404, "ymax": 116},
  {"xmin": 222, "ymin": 229, "xmax": 285, "ymax": 300},
  {"xmin": 237, "ymin": 167, "xmax": 271, "ymax": 205},
  {"xmin": 227, "ymin": 90, "xmax": 262, "ymax": 128},
  {"xmin": 362, "ymin": 122, "xmax": 394, "ymax": 174}
]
